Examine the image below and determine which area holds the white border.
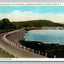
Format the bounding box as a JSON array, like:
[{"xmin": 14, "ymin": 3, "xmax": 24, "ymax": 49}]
[
  {"xmin": 0, "ymin": 58, "xmax": 64, "ymax": 61},
  {"xmin": 0, "ymin": 2, "xmax": 64, "ymax": 61},
  {"xmin": 0, "ymin": 2, "xmax": 64, "ymax": 6}
]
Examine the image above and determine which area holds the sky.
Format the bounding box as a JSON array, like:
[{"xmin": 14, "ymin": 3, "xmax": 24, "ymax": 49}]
[{"xmin": 0, "ymin": 6, "xmax": 64, "ymax": 23}]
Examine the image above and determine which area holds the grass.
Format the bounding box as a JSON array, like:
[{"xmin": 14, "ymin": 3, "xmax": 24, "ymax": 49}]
[
  {"xmin": 0, "ymin": 48, "xmax": 14, "ymax": 58},
  {"xmin": 0, "ymin": 29, "xmax": 15, "ymax": 34}
]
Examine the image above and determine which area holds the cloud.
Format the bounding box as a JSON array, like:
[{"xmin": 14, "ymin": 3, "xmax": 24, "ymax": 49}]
[
  {"xmin": 3, "ymin": 10, "xmax": 42, "ymax": 20},
  {"xmin": 11, "ymin": 10, "xmax": 22, "ymax": 15}
]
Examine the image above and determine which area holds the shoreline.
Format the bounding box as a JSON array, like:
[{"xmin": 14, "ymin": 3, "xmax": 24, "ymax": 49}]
[{"xmin": 24, "ymin": 29, "xmax": 64, "ymax": 45}]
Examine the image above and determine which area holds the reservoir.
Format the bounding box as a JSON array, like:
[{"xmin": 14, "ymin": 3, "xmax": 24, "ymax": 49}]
[{"xmin": 24, "ymin": 30, "xmax": 64, "ymax": 45}]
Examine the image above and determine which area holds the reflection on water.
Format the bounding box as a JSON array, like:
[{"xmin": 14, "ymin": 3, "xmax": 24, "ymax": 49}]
[{"xmin": 24, "ymin": 30, "xmax": 64, "ymax": 45}]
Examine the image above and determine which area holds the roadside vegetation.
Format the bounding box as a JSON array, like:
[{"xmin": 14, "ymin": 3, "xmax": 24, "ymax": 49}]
[
  {"xmin": 0, "ymin": 48, "xmax": 14, "ymax": 58},
  {"xmin": 19, "ymin": 40, "xmax": 64, "ymax": 58}
]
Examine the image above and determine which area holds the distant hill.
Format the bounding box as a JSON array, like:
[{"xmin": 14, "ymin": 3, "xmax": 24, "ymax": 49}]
[{"xmin": 13, "ymin": 20, "xmax": 62, "ymax": 29}]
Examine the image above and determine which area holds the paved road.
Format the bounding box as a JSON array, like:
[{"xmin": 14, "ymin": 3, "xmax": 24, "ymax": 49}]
[{"xmin": 0, "ymin": 29, "xmax": 46, "ymax": 58}]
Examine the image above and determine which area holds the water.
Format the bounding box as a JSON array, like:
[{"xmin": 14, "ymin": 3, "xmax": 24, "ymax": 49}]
[{"xmin": 24, "ymin": 30, "xmax": 64, "ymax": 45}]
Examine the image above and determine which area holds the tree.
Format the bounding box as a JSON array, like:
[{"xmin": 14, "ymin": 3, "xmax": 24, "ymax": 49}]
[{"xmin": 0, "ymin": 18, "xmax": 16, "ymax": 29}]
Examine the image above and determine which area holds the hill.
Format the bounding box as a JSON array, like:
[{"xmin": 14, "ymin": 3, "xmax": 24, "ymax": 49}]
[{"xmin": 13, "ymin": 20, "xmax": 62, "ymax": 29}]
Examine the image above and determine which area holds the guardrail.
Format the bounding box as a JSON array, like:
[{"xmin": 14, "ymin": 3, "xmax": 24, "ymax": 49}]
[{"xmin": 2, "ymin": 29, "xmax": 23, "ymax": 48}]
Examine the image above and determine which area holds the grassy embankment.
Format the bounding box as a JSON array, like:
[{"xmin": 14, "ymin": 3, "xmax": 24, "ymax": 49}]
[
  {"xmin": 0, "ymin": 48, "xmax": 14, "ymax": 58},
  {"xmin": 0, "ymin": 29, "xmax": 15, "ymax": 34}
]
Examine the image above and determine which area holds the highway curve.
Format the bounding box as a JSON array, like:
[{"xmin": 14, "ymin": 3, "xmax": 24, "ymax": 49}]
[{"xmin": 0, "ymin": 29, "xmax": 46, "ymax": 58}]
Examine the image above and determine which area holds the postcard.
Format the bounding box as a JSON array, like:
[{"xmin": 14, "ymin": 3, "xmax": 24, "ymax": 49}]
[{"xmin": 0, "ymin": 2, "xmax": 64, "ymax": 61}]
